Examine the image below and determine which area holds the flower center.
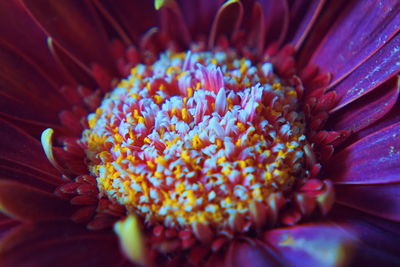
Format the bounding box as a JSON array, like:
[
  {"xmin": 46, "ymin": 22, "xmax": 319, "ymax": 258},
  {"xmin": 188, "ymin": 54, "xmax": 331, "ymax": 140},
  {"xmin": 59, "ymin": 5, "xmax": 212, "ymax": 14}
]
[{"xmin": 81, "ymin": 50, "xmax": 310, "ymax": 232}]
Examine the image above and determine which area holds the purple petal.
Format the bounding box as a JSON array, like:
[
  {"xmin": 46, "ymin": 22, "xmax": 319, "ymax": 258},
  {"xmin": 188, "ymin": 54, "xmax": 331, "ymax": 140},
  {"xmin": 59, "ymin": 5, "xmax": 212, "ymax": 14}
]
[
  {"xmin": 328, "ymin": 77, "xmax": 399, "ymax": 133},
  {"xmin": 225, "ymin": 240, "xmax": 284, "ymax": 267},
  {"xmin": 329, "ymin": 205, "xmax": 400, "ymax": 265},
  {"xmin": 286, "ymin": 0, "xmax": 326, "ymax": 50},
  {"xmin": 331, "ymin": 33, "xmax": 400, "ymax": 111},
  {"xmin": 309, "ymin": 0, "xmax": 400, "ymax": 87},
  {"xmin": 351, "ymin": 100, "xmax": 400, "ymax": 145},
  {"xmin": 330, "ymin": 205, "xmax": 400, "ymax": 258},
  {"xmin": 264, "ymin": 224, "xmax": 355, "ymax": 267},
  {"xmin": 327, "ymin": 122, "xmax": 400, "ymax": 184},
  {"xmin": 335, "ymin": 183, "xmax": 400, "ymax": 222}
]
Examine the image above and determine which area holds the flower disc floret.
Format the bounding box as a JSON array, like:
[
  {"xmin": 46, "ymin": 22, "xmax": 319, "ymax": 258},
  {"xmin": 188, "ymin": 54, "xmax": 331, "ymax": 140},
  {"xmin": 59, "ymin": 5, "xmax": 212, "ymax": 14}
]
[{"xmin": 82, "ymin": 50, "xmax": 310, "ymax": 231}]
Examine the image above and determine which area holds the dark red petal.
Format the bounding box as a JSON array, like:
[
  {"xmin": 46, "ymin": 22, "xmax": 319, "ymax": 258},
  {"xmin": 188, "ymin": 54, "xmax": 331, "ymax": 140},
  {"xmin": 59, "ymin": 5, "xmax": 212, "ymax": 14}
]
[
  {"xmin": 330, "ymin": 33, "xmax": 400, "ymax": 111},
  {"xmin": 0, "ymin": 234, "xmax": 122, "ymax": 267},
  {"xmin": 335, "ymin": 183, "xmax": 400, "ymax": 222},
  {"xmin": 264, "ymin": 224, "xmax": 355, "ymax": 267},
  {"xmin": 0, "ymin": 43, "xmax": 68, "ymax": 124},
  {"xmin": 160, "ymin": 2, "xmax": 191, "ymax": 47},
  {"xmin": 178, "ymin": 0, "xmax": 223, "ymax": 37},
  {"xmin": 21, "ymin": 0, "xmax": 116, "ymax": 74},
  {"xmin": 0, "ymin": 180, "xmax": 74, "ymax": 221},
  {"xmin": 225, "ymin": 240, "xmax": 285, "ymax": 267},
  {"xmin": 309, "ymin": 0, "xmax": 400, "ymax": 87},
  {"xmin": 95, "ymin": 0, "xmax": 157, "ymax": 44},
  {"xmin": 209, "ymin": 0, "xmax": 244, "ymax": 49},
  {"xmin": 0, "ymin": 0, "xmax": 68, "ymax": 87},
  {"xmin": 0, "ymin": 119, "xmax": 60, "ymax": 177},
  {"xmin": 244, "ymin": 2, "xmax": 266, "ymax": 55},
  {"xmin": 0, "ymin": 220, "xmax": 89, "ymax": 254},
  {"xmin": 0, "ymin": 213, "xmax": 19, "ymax": 240},
  {"xmin": 327, "ymin": 122, "xmax": 400, "ymax": 184},
  {"xmin": 259, "ymin": 0, "xmax": 289, "ymax": 45},
  {"xmin": 328, "ymin": 77, "xmax": 399, "ymax": 133},
  {"xmin": 0, "ymin": 163, "xmax": 60, "ymax": 192},
  {"xmin": 286, "ymin": 0, "xmax": 326, "ymax": 50}
]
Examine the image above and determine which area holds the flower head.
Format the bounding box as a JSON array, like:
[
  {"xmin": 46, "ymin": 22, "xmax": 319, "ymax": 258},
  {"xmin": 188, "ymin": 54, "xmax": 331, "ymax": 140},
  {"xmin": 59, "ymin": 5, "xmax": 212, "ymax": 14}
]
[{"xmin": 0, "ymin": 0, "xmax": 399, "ymax": 266}]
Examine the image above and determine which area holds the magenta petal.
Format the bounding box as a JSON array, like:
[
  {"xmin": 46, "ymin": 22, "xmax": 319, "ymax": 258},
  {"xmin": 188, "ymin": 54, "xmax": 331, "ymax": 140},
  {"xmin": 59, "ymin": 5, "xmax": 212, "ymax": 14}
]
[
  {"xmin": 327, "ymin": 122, "xmax": 400, "ymax": 184},
  {"xmin": 225, "ymin": 241, "xmax": 284, "ymax": 267},
  {"xmin": 264, "ymin": 224, "xmax": 354, "ymax": 267},
  {"xmin": 336, "ymin": 183, "xmax": 400, "ymax": 222},
  {"xmin": 331, "ymin": 33, "xmax": 400, "ymax": 111},
  {"xmin": 286, "ymin": 0, "xmax": 326, "ymax": 50},
  {"xmin": 21, "ymin": 0, "xmax": 116, "ymax": 74},
  {"xmin": 328, "ymin": 78, "xmax": 399, "ymax": 133},
  {"xmin": 309, "ymin": 0, "xmax": 400, "ymax": 86},
  {"xmin": 0, "ymin": 119, "xmax": 59, "ymax": 177},
  {"xmin": 0, "ymin": 180, "xmax": 74, "ymax": 221}
]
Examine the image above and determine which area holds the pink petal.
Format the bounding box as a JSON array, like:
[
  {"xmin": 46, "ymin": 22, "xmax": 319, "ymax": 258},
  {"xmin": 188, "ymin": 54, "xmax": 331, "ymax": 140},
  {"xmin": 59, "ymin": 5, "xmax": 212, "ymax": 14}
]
[
  {"xmin": 264, "ymin": 224, "xmax": 355, "ymax": 267},
  {"xmin": 0, "ymin": 180, "xmax": 74, "ymax": 221},
  {"xmin": 309, "ymin": 0, "xmax": 400, "ymax": 87},
  {"xmin": 327, "ymin": 122, "xmax": 400, "ymax": 184},
  {"xmin": 21, "ymin": 0, "xmax": 116, "ymax": 74},
  {"xmin": 286, "ymin": 0, "xmax": 326, "ymax": 50},
  {"xmin": 335, "ymin": 183, "xmax": 400, "ymax": 222},
  {"xmin": 330, "ymin": 33, "xmax": 400, "ymax": 111},
  {"xmin": 328, "ymin": 77, "xmax": 399, "ymax": 133}
]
